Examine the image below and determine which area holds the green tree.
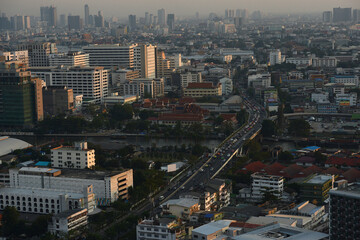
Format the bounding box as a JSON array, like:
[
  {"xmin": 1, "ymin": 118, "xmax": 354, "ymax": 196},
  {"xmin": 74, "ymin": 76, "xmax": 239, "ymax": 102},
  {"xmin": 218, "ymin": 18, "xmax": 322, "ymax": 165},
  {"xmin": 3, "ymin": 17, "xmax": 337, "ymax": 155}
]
[
  {"xmin": 261, "ymin": 119, "xmax": 277, "ymax": 137},
  {"xmin": 278, "ymin": 151, "xmax": 294, "ymax": 163},
  {"xmin": 236, "ymin": 109, "xmax": 248, "ymax": 125},
  {"xmin": 288, "ymin": 119, "xmax": 311, "ymax": 137},
  {"xmin": 2, "ymin": 206, "xmax": 21, "ymax": 236},
  {"xmin": 109, "ymin": 104, "xmax": 133, "ymax": 122}
]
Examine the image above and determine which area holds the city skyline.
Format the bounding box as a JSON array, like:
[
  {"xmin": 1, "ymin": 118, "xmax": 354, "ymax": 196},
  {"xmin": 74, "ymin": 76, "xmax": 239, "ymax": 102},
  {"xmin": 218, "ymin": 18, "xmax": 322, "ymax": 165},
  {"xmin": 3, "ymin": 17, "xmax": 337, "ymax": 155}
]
[{"xmin": 1, "ymin": 0, "xmax": 359, "ymax": 18}]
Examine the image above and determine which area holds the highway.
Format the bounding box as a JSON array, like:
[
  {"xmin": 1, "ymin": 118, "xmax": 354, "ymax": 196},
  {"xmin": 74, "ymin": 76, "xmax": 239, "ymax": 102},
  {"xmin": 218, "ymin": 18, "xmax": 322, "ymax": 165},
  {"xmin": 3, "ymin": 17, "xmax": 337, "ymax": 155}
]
[{"xmin": 158, "ymin": 94, "xmax": 267, "ymax": 205}]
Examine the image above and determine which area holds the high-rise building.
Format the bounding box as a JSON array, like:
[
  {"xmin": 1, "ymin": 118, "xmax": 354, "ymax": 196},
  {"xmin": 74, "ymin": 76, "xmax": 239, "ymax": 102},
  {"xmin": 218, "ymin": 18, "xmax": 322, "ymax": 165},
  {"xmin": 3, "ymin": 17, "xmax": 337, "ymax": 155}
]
[
  {"xmin": 149, "ymin": 14, "xmax": 153, "ymax": 25},
  {"xmin": 333, "ymin": 7, "xmax": 352, "ymax": 22},
  {"xmin": 0, "ymin": 16, "xmax": 11, "ymax": 30},
  {"xmin": 1, "ymin": 50, "xmax": 29, "ymax": 68},
  {"xmin": 40, "ymin": 5, "xmax": 57, "ymax": 27},
  {"xmin": 94, "ymin": 11, "xmax": 104, "ymax": 28},
  {"xmin": 24, "ymin": 16, "xmax": 30, "ymax": 29},
  {"xmin": 0, "ymin": 62, "xmax": 43, "ymax": 127},
  {"xmin": 18, "ymin": 42, "xmax": 58, "ymax": 67},
  {"xmin": 128, "ymin": 14, "xmax": 136, "ymax": 31},
  {"xmin": 158, "ymin": 8, "xmax": 166, "ymax": 26},
  {"xmin": 167, "ymin": 14, "xmax": 175, "ymax": 31},
  {"xmin": 144, "ymin": 12, "xmax": 149, "ymax": 25},
  {"xmin": 134, "ymin": 44, "xmax": 156, "ymax": 79},
  {"xmin": 329, "ymin": 182, "xmax": 360, "ymax": 240},
  {"xmin": 83, "ymin": 44, "xmax": 136, "ymax": 69},
  {"xmin": 30, "ymin": 66, "xmax": 108, "ymax": 104},
  {"xmin": 68, "ymin": 15, "xmax": 83, "ymax": 30},
  {"xmin": 353, "ymin": 9, "xmax": 360, "ymax": 23},
  {"xmin": 84, "ymin": 4, "xmax": 89, "ymax": 26},
  {"xmin": 49, "ymin": 51, "xmax": 89, "ymax": 67},
  {"xmin": 59, "ymin": 14, "xmax": 66, "ymax": 27},
  {"xmin": 43, "ymin": 86, "xmax": 74, "ymax": 116},
  {"xmin": 269, "ymin": 50, "xmax": 282, "ymax": 66},
  {"xmin": 323, "ymin": 11, "xmax": 332, "ymax": 22}
]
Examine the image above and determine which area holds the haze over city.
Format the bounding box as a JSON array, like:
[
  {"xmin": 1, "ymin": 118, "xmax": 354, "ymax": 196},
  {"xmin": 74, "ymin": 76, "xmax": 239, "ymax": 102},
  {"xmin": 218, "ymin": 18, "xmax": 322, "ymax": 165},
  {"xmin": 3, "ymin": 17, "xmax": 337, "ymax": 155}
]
[{"xmin": 2, "ymin": 0, "xmax": 359, "ymax": 17}]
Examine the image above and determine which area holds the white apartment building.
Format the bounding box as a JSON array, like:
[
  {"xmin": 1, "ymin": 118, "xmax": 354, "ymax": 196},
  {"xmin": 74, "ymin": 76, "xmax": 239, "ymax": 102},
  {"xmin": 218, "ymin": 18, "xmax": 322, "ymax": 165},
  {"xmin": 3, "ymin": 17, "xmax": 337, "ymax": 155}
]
[
  {"xmin": 312, "ymin": 57, "xmax": 337, "ymax": 68},
  {"xmin": 168, "ymin": 54, "xmax": 182, "ymax": 68},
  {"xmin": 335, "ymin": 93, "xmax": 357, "ymax": 106},
  {"xmin": 49, "ymin": 51, "xmax": 89, "ymax": 67},
  {"xmin": 248, "ymin": 73, "xmax": 271, "ymax": 88},
  {"xmin": 0, "ymin": 50, "xmax": 29, "ymax": 67},
  {"xmin": 48, "ymin": 208, "xmax": 88, "ymax": 235},
  {"xmin": 30, "ymin": 66, "xmax": 108, "ymax": 104},
  {"xmin": 9, "ymin": 167, "xmax": 133, "ymax": 206},
  {"xmin": 137, "ymin": 218, "xmax": 184, "ymax": 240},
  {"xmin": 219, "ymin": 77, "xmax": 233, "ymax": 95},
  {"xmin": 0, "ymin": 184, "xmax": 95, "ymax": 214},
  {"xmin": 51, "ymin": 142, "xmax": 95, "ymax": 169},
  {"xmin": 134, "ymin": 44, "xmax": 156, "ymax": 79},
  {"xmin": 180, "ymin": 72, "xmax": 202, "ymax": 88},
  {"xmin": 332, "ymin": 75, "xmax": 359, "ymax": 87},
  {"xmin": 18, "ymin": 42, "xmax": 58, "ymax": 67},
  {"xmin": 118, "ymin": 80, "xmax": 145, "ymax": 97},
  {"xmin": 269, "ymin": 50, "xmax": 282, "ymax": 66},
  {"xmin": 119, "ymin": 78, "xmax": 164, "ymax": 98},
  {"xmin": 83, "ymin": 44, "xmax": 136, "ymax": 69},
  {"xmin": 251, "ymin": 172, "xmax": 284, "ymax": 199},
  {"xmin": 286, "ymin": 57, "xmax": 312, "ymax": 66},
  {"xmin": 311, "ymin": 92, "xmax": 330, "ymax": 104}
]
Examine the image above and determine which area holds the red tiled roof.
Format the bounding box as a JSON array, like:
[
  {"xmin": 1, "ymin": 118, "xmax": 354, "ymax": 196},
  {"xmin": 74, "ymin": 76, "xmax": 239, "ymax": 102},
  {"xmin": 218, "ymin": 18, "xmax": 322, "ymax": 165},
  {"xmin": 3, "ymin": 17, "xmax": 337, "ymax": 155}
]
[
  {"xmin": 186, "ymin": 82, "xmax": 215, "ymax": 89},
  {"xmin": 220, "ymin": 113, "xmax": 238, "ymax": 123},
  {"xmin": 322, "ymin": 167, "xmax": 344, "ymax": 176},
  {"xmin": 325, "ymin": 156, "xmax": 360, "ymax": 167},
  {"xmin": 238, "ymin": 161, "xmax": 266, "ymax": 174},
  {"xmin": 343, "ymin": 168, "xmax": 360, "ymax": 182},
  {"xmin": 280, "ymin": 164, "xmax": 305, "ymax": 178},
  {"xmin": 264, "ymin": 162, "xmax": 285, "ymax": 175},
  {"xmin": 303, "ymin": 165, "xmax": 323, "ymax": 176},
  {"xmin": 158, "ymin": 113, "xmax": 204, "ymax": 122},
  {"xmin": 229, "ymin": 222, "xmax": 261, "ymax": 229},
  {"xmin": 296, "ymin": 156, "xmax": 316, "ymax": 163}
]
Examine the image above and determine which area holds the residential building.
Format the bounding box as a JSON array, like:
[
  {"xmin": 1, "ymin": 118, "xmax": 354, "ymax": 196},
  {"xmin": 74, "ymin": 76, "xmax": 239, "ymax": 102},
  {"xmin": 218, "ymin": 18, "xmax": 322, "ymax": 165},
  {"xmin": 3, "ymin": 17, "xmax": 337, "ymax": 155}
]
[
  {"xmin": 119, "ymin": 78, "xmax": 164, "ymax": 98},
  {"xmin": 49, "ymin": 51, "xmax": 89, "ymax": 67},
  {"xmin": 335, "ymin": 93, "xmax": 357, "ymax": 106},
  {"xmin": 332, "ymin": 75, "xmax": 359, "ymax": 87},
  {"xmin": 94, "ymin": 11, "xmax": 104, "ymax": 28},
  {"xmin": 40, "ymin": 5, "xmax": 57, "ymax": 27},
  {"xmin": 83, "ymin": 44, "xmax": 136, "ymax": 69},
  {"xmin": 68, "ymin": 16, "xmax": 82, "ymax": 30},
  {"xmin": 0, "ymin": 50, "xmax": 29, "ymax": 68},
  {"xmin": 161, "ymin": 198, "xmax": 200, "ymax": 219},
  {"xmin": 51, "ymin": 142, "xmax": 95, "ymax": 169},
  {"xmin": 286, "ymin": 57, "xmax": 312, "ymax": 66},
  {"xmin": 84, "ymin": 4, "xmax": 89, "ymax": 26},
  {"xmin": 323, "ymin": 11, "xmax": 332, "ymax": 22},
  {"xmin": 0, "ymin": 184, "xmax": 95, "ymax": 214},
  {"xmin": 219, "ymin": 77, "xmax": 233, "ymax": 95},
  {"xmin": 269, "ymin": 50, "xmax": 281, "ymax": 66},
  {"xmin": 251, "ymin": 173, "xmax": 284, "ymax": 200},
  {"xmin": 18, "ymin": 42, "xmax": 58, "ymax": 67},
  {"xmin": 134, "ymin": 44, "xmax": 156, "ymax": 79},
  {"xmin": 136, "ymin": 218, "xmax": 185, "ymax": 240},
  {"xmin": 311, "ymin": 93, "xmax": 330, "ymax": 104},
  {"xmin": 128, "ymin": 15, "xmax": 136, "ymax": 31},
  {"xmin": 183, "ymin": 82, "xmax": 222, "ymax": 98},
  {"xmin": 167, "ymin": 14, "xmax": 175, "ymax": 31},
  {"xmin": 317, "ymin": 103, "xmax": 338, "ymax": 114},
  {"xmin": 333, "ymin": 7, "xmax": 352, "ymax": 22},
  {"xmin": 312, "ymin": 57, "xmax": 337, "ymax": 68},
  {"xmin": 0, "ymin": 62, "xmax": 43, "ymax": 128},
  {"xmin": 118, "ymin": 80, "xmax": 145, "ymax": 97},
  {"xmin": 248, "ymin": 73, "xmax": 271, "ymax": 88},
  {"xmin": 329, "ymin": 182, "xmax": 360, "ymax": 240},
  {"xmin": 180, "ymin": 72, "xmax": 202, "ymax": 88},
  {"xmin": 9, "ymin": 167, "xmax": 133, "ymax": 206},
  {"xmin": 158, "ymin": 8, "xmax": 166, "ymax": 26},
  {"xmin": 43, "ymin": 86, "xmax": 74, "ymax": 116},
  {"xmin": 111, "ymin": 68, "xmax": 140, "ymax": 86},
  {"xmin": 30, "ymin": 66, "xmax": 108, "ymax": 104},
  {"xmin": 191, "ymin": 220, "xmax": 236, "ymax": 240},
  {"xmin": 104, "ymin": 94, "xmax": 137, "ymax": 107},
  {"xmin": 48, "ymin": 208, "xmax": 88, "ymax": 235},
  {"xmin": 300, "ymin": 174, "xmax": 334, "ymax": 204}
]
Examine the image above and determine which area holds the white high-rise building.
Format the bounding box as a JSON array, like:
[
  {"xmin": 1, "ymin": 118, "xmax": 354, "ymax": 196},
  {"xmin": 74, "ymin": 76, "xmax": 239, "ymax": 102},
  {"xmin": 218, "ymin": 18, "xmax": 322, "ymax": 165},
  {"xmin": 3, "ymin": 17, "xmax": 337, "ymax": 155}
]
[
  {"xmin": 18, "ymin": 42, "xmax": 58, "ymax": 67},
  {"xmin": 83, "ymin": 44, "xmax": 136, "ymax": 69},
  {"xmin": 49, "ymin": 51, "xmax": 89, "ymax": 67},
  {"xmin": 30, "ymin": 66, "xmax": 108, "ymax": 104},
  {"xmin": 134, "ymin": 44, "xmax": 156, "ymax": 79},
  {"xmin": 180, "ymin": 72, "xmax": 202, "ymax": 88},
  {"xmin": 0, "ymin": 50, "xmax": 29, "ymax": 67},
  {"xmin": 269, "ymin": 49, "xmax": 282, "ymax": 66},
  {"xmin": 51, "ymin": 142, "xmax": 95, "ymax": 169}
]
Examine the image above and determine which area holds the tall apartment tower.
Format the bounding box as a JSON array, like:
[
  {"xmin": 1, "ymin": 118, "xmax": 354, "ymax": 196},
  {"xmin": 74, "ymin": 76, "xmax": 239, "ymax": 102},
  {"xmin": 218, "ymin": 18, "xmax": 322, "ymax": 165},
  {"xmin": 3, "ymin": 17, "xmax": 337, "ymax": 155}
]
[
  {"xmin": 128, "ymin": 14, "xmax": 136, "ymax": 31},
  {"xmin": 84, "ymin": 4, "xmax": 89, "ymax": 26},
  {"xmin": 134, "ymin": 44, "xmax": 156, "ymax": 79},
  {"xmin": 333, "ymin": 7, "xmax": 352, "ymax": 22},
  {"xmin": 0, "ymin": 62, "xmax": 43, "ymax": 127},
  {"xmin": 269, "ymin": 50, "xmax": 282, "ymax": 66},
  {"xmin": 323, "ymin": 11, "xmax": 333, "ymax": 23},
  {"xmin": 94, "ymin": 11, "xmax": 104, "ymax": 28},
  {"xmin": 329, "ymin": 182, "xmax": 360, "ymax": 240},
  {"xmin": 167, "ymin": 14, "xmax": 175, "ymax": 31},
  {"xmin": 18, "ymin": 42, "xmax": 58, "ymax": 67},
  {"xmin": 68, "ymin": 16, "xmax": 83, "ymax": 30},
  {"xmin": 40, "ymin": 5, "xmax": 57, "ymax": 27},
  {"xmin": 158, "ymin": 8, "xmax": 166, "ymax": 26},
  {"xmin": 353, "ymin": 9, "xmax": 360, "ymax": 23}
]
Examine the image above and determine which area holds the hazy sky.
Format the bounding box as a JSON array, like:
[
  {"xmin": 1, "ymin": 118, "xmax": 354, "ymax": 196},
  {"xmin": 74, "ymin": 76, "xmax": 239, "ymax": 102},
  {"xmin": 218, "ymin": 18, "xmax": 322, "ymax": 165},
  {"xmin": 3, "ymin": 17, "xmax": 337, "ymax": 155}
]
[{"xmin": 1, "ymin": 0, "xmax": 360, "ymax": 18}]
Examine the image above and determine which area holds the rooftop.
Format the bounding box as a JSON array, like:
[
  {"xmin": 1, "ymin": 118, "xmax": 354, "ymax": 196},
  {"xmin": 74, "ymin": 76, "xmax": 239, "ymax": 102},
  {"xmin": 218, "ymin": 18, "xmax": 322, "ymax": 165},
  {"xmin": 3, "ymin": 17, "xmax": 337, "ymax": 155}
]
[
  {"xmin": 330, "ymin": 182, "xmax": 360, "ymax": 200},
  {"xmin": 0, "ymin": 136, "xmax": 32, "ymax": 157},
  {"xmin": 0, "ymin": 186, "xmax": 85, "ymax": 199},
  {"xmin": 53, "ymin": 208, "xmax": 88, "ymax": 219},
  {"xmin": 192, "ymin": 220, "xmax": 234, "ymax": 235},
  {"xmin": 303, "ymin": 174, "xmax": 333, "ymax": 185},
  {"xmin": 162, "ymin": 198, "xmax": 199, "ymax": 208}
]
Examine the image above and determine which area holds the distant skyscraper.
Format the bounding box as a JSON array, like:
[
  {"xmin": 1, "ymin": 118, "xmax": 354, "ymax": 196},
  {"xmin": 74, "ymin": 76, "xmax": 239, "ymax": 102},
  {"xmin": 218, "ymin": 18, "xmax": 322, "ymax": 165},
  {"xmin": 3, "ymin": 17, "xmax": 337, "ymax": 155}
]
[
  {"xmin": 68, "ymin": 16, "xmax": 83, "ymax": 30},
  {"xmin": 353, "ymin": 9, "xmax": 360, "ymax": 23},
  {"xmin": 234, "ymin": 17, "xmax": 242, "ymax": 29},
  {"xmin": 128, "ymin": 14, "xmax": 136, "ymax": 31},
  {"xmin": 24, "ymin": 16, "xmax": 31, "ymax": 29},
  {"xmin": 158, "ymin": 8, "xmax": 166, "ymax": 26},
  {"xmin": 84, "ymin": 4, "xmax": 89, "ymax": 26},
  {"xmin": 94, "ymin": 11, "xmax": 104, "ymax": 28},
  {"xmin": 167, "ymin": 14, "xmax": 175, "ymax": 31},
  {"xmin": 134, "ymin": 44, "xmax": 156, "ymax": 79},
  {"xmin": 323, "ymin": 11, "xmax": 332, "ymax": 22},
  {"xmin": 59, "ymin": 14, "xmax": 66, "ymax": 27},
  {"xmin": 145, "ymin": 12, "xmax": 149, "ymax": 25},
  {"xmin": 40, "ymin": 5, "xmax": 57, "ymax": 27},
  {"xmin": 269, "ymin": 50, "xmax": 282, "ymax": 66},
  {"xmin": 149, "ymin": 14, "xmax": 153, "ymax": 25},
  {"xmin": 196, "ymin": 12, "xmax": 199, "ymax": 20},
  {"xmin": 333, "ymin": 7, "xmax": 352, "ymax": 22}
]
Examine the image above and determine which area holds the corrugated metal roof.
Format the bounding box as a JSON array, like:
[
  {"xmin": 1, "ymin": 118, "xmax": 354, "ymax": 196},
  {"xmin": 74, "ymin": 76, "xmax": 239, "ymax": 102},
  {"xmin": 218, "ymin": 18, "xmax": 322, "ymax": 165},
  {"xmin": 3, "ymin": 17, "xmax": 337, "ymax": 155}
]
[{"xmin": 0, "ymin": 136, "xmax": 32, "ymax": 157}]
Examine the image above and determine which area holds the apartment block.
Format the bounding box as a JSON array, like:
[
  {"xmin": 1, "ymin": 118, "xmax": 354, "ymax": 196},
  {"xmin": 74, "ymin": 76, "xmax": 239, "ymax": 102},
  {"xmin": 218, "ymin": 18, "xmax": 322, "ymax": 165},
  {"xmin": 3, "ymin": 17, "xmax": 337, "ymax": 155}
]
[
  {"xmin": 180, "ymin": 72, "xmax": 202, "ymax": 88},
  {"xmin": 48, "ymin": 208, "xmax": 88, "ymax": 235},
  {"xmin": 251, "ymin": 172, "xmax": 284, "ymax": 200},
  {"xmin": 183, "ymin": 82, "xmax": 222, "ymax": 98},
  {"xmin": 43, "ymin": 86, "xmax": 74, "ymax": 116},
  {"xmin": 18, "ymin": 42, "xmax": 58, "ymax": 67},
  {"xmin": 51, "ymin": 142, "xmax": 95, "ymax": 169},
  {"xmin": 136, "ymin": 218, "xmax": 185, "ymax": 240},
  {"xmin": 0, "ymin": 50, "xmax": 29, "ymax": 68},
  {"xmin": 49, "ymin": 51, "xmax": 89, "ymax": 67},
  {"xmin": 300, "ymin": 174, "xmax": 334, "ymax": 204}
]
